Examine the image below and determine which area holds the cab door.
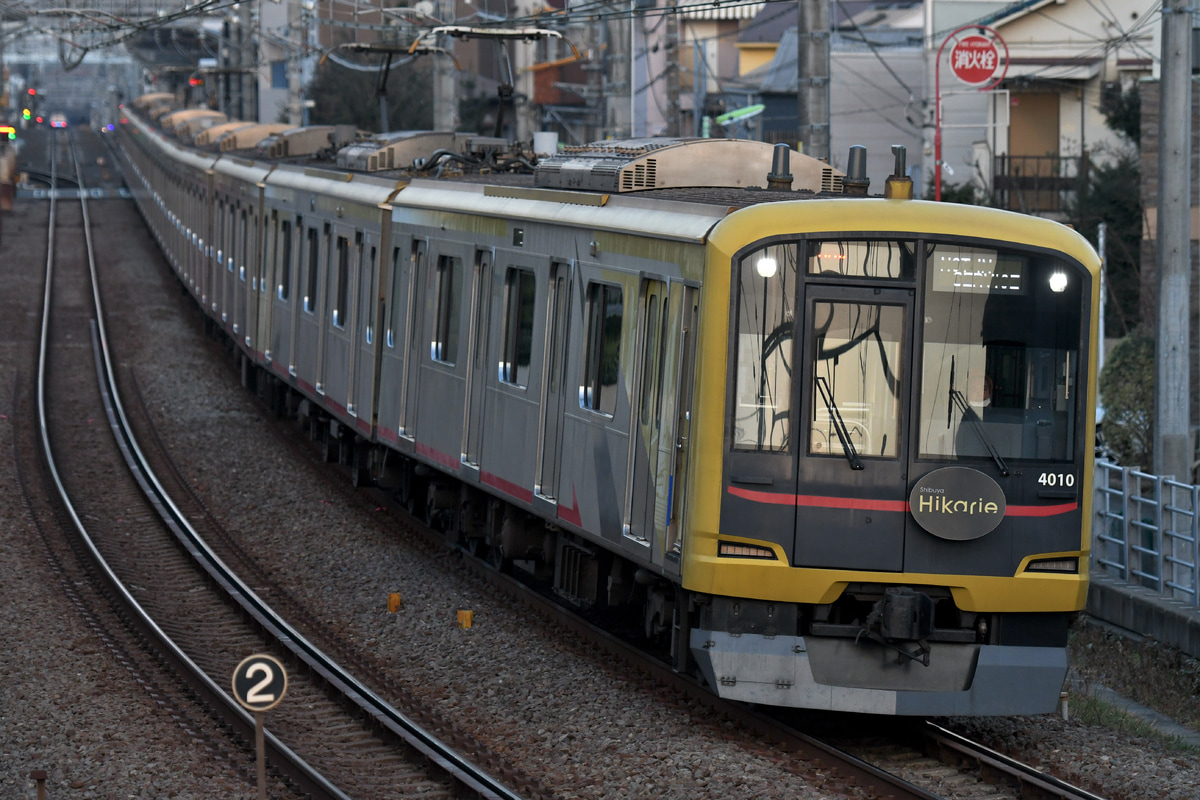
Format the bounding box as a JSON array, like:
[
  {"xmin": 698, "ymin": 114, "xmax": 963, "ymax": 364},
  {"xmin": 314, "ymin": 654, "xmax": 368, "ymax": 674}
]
[{"xmin": 793, "ymin": 286, "xmax": 912, "ymax": 571}]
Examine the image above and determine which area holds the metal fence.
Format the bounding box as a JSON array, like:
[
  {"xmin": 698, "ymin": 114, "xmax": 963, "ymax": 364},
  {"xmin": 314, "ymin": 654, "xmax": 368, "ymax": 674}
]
[{"xmin": 1092, "ymin": 460, "xmax": 1200, "ymax": 605}]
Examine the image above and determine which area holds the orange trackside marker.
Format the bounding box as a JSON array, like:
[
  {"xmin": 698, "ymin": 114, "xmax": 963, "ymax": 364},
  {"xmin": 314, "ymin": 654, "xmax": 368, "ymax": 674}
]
[
  {"xmin": 457, "ymin": 610, "xmax": 474, "ymax": 629},
  {"xmin": 387, "ymin": 592, "xmax": 402, "ymax": 613}
]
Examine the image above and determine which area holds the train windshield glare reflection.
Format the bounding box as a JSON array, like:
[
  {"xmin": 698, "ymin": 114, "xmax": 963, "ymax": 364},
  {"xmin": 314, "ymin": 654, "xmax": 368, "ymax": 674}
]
[
  {"xmin": 919, "ymin": 245, "xmax": 1082, "ymax": 462},
  {"xmin": 809, "ymin": 302, "xmax": 903, "ymax": 459},
  {"xmin": 733, "ymin": 243, "xmax": 797, "ymax": 451}
]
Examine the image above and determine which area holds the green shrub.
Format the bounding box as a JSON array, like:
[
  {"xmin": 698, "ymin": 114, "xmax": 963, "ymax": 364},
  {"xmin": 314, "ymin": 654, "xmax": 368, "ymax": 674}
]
[{"xmin": 1098, "ymin": 331, "xmax": 1153, "ymax": 467}]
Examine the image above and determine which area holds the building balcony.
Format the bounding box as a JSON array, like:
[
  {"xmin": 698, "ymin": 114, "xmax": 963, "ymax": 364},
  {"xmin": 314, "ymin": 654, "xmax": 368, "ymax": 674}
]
[{"xmin": 992, "ymin": 153, "xmax": 1089, "ymax": 215}]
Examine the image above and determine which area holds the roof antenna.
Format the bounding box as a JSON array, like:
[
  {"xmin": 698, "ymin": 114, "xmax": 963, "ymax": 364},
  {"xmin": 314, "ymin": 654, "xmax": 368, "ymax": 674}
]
[
  {"xmin": 767, "ymin": 143, "xmax": 794, "ymax": 191},
  {"xmin": 844, "ymin": 145, "xmax": 869, "ymax": 195},
  {"xmin": 885, "ymin": 145, "xmax": 914, "ymax": 199}
]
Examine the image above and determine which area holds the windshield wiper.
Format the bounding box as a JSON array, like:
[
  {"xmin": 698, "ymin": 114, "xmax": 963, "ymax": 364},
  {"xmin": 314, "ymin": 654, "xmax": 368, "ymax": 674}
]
[
  {"xmin": 815, "ymin": 376, "xmax": 864, "ymax": 470},
  {"xmin": 948, "ymin": 387, "xmax": 1011, "ymax": 477}
]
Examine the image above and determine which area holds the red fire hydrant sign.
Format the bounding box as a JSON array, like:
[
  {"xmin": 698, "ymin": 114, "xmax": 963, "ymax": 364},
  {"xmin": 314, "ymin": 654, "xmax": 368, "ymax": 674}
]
[{"xmin": 950, "ymin": 36, "xmax": 1000, "ymax": 85}]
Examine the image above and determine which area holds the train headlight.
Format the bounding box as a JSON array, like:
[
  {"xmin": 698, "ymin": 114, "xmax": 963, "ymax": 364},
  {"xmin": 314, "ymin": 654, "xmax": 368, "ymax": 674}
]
[
  {"xmin": 1049, "ymin": 271, "xmax": 1068, "ymax": 293},
  {"xmin": 755, "ymin": 257, "xmax": 778, "ymax": 279}
]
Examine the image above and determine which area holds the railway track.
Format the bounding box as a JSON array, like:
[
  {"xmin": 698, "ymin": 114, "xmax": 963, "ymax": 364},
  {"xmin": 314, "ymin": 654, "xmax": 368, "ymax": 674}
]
[{"xmin": 25, "ymin": 125, "xmax": 533, "ymax": 800}]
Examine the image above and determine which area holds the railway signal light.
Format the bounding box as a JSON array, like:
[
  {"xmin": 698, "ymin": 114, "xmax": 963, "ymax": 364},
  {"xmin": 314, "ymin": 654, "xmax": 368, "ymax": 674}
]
[
  {"xmin": 188, "ymin": 74, "xmax": 204, "ymax": 87},
  {"xmin": 27, "ymin": 87, "xmax": 36, "ymax": 96},
  {"xmin": 22, "ymin": 108, "xmax": 30, "ymax": 120}
]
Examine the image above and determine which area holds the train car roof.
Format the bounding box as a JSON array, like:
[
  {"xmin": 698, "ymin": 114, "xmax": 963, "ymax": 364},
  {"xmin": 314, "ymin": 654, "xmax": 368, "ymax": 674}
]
[
  {"xmin": 125, "ymin": 110, "xmax": 217, "ymax": 174},
  {"xmin": 266, "ymin": 163, "xmax": 400, "ymax": 206},
  {"xmin": 194, "ymin": 121, "xmax": 253, "ymax": 147},
  {"xmin": 212, "ymin": 154, "xmax": 272, "ymax": 186},
  {"xmin": 392, "ymin": 178, "xmax": 734, "ymax": 243},
  {"xmin": 215, "ymin": 123, "xmax": 292, "ymax": 152},
  {"xmin": 161, "ymin": 108, "xmax": 225, "ymax": 132}
]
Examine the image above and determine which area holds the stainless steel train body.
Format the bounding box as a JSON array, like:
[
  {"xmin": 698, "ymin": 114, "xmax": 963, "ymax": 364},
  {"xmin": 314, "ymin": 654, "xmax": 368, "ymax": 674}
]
[{"xmin": 114, "ymin": 99, "xmax": 1100, "ymax": 717}]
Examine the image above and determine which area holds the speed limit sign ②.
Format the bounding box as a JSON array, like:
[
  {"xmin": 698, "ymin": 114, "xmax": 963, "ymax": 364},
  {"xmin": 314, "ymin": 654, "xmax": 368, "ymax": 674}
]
[{"xmin": 231, "ymin": 654, "xmax": 288, "ymax": 712}]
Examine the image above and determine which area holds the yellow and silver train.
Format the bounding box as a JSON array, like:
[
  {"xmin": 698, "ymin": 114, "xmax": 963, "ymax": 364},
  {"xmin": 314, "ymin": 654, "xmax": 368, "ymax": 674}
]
[{"xmin": 115, "ymin": 95, "xmax": 1098, "ymax": 715}]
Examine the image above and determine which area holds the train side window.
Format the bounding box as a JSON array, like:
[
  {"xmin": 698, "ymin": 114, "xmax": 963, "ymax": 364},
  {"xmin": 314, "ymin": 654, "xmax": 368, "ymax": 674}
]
[
  {"xmin": 277, "ymin": 219, "xmax": 292, "ymax": 301},
  {"xmin": 499, "ymin": 268, "xmax": 536, "ymax": 387},
  {"xmin": 431, "ymin": 254, "xmax": 462, "ymax": 364},
  {"xmin": 733, "ymin": 243, "xmax": 798, "ymax": 451},
  {"xmin": 640, "ymin": 294, "xmax": 662, "ymax": 426},
  {"xmin": 216, "ymin": 200, "xmax": 225, "ymax": 265},
  {"xmin": 304, "ymin": 227, "xmax": 319, "ymax": 314},
  {"xmin": 333, "ymin": 235, "xmax": 349, "ymax": 328},
  {"xmin": 227, "ymin": 204, "xmax": 235, "ymax": 272},
  {"xmin": 386, "ymin": 246, "xmax": 402, "ymax": 348},
  {"xmin": 238, "ymin": 209, "xmax": 248, "ymax": 281},
  {"xmin": 362, "ymin": 245, "xmax": 377, "ymax": 345},
  {"xmin": 547, "ymin": 272, "xmax": 567, "ymax": 395},
  {"xmin": 581, "ymin": 282, "xmax": 623, "ymax": 416}
]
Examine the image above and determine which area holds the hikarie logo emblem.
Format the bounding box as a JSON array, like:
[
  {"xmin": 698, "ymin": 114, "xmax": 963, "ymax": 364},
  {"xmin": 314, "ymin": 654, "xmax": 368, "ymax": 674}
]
[{"xmin": 908, "ymin": 467, "xmax": 1006, "ymax": 540}]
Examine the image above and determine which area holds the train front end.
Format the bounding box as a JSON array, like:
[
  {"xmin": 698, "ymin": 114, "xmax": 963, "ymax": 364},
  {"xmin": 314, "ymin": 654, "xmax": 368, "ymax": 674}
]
[{"xmin": 685, "ymin": 198, "xmax": 1099, "ymax": 715}]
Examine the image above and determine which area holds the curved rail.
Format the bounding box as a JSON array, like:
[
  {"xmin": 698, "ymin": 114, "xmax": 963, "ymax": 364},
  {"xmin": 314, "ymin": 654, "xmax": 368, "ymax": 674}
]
[
  {"xmin": 35, "ymin": 128, "xmax": 349, "ymax": 800},
  {"xmin": 40, "ymin": 127, "xmax": 524, "ymax": 800}
]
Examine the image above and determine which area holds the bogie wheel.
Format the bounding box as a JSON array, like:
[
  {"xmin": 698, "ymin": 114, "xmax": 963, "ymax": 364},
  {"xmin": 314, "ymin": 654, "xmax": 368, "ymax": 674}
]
[
  {"xmin": 351, "ymin": 443, "xmax": 371, "ymax": 488},
  {"xmin": 488, "ymin": 543, "xmax": 511, "ymax": 573}
]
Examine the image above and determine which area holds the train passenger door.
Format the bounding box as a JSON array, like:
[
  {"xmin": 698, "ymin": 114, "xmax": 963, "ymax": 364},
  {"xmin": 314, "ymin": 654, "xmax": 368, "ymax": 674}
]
[
  {"xmin": 793, "ymin": 286, "xmax": 912, "ymax": 571},
  {"xmin": 294, "ymin": 223, "xmax": 325, "ymax": 387},
  {"xmin": 376, "ymin": 238, "xmax": 411, "ymax": 441},
  {"xmin": 257, "ymin": 209, "xmax": 276, "ymax": 360},
  {"xmin": 399, "ymin": 239, "xmax": 427, "ymax": 439},
  {"xmin": 536, "ymin": 261, "xmax": 572, "ymax": 502},
  {"xmin": 351, "ymin": 238, "xmax": 380, "ymax": 423},
  {"xmin": 463, "ymin": 248, "xmax": 493, "ymax": 468},
  {"xmin": 626, "ymin": 279, "xmax": 668, "ymax": 546},
  {"xmin": 320, "ymin": 226, "xmax": 358, "ymax": 407},
  {"xmin": 234, "ymin": 207, "xmax": 249, "ymax": 343}
]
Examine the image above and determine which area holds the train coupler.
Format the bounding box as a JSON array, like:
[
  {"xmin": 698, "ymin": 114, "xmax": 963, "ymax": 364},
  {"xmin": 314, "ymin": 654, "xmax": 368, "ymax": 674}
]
[{"xmin": 857, "ymin": 587, "xmax": 934, "ymax": 666}]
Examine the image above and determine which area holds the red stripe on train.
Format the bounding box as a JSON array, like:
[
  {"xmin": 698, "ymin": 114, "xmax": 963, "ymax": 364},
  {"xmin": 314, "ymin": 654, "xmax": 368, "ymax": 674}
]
[{"xmin": 727, "ymin": 486, "xmax": 1077, "ymax": 517}]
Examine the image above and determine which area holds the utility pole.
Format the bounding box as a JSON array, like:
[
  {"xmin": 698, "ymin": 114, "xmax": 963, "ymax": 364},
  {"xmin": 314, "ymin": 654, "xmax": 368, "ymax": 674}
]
[
  {"xmin": 665, "ymin": 0, "xmax": 680, "ymax": 137},
  {"xmin": 286, "ymin": 1, "xmax": 304, "ymax": 126},
  {"xmin": 1155, "ymin": 0, "xmax": 1192, "ymax": 481},
  {"xmin": 432, "ymin": 0, "xmax": 457, "ymax": 131},
  {"xmin": 241, "ymin": 1, "xmax": 257, "ymax": 121},
  {"xmin": 796, "ymin": 0, "xmax": 830, "ymax": 160}
]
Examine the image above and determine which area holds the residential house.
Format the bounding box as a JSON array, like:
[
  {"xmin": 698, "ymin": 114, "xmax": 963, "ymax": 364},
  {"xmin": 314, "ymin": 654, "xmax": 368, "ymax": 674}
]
[
  {"xmin": 735, "ymin": 2, "xmax": 926, "ymax": 192},
  {"xmin": 930, "ymin": 0, "xmax": 1159, "ymax": 215}
]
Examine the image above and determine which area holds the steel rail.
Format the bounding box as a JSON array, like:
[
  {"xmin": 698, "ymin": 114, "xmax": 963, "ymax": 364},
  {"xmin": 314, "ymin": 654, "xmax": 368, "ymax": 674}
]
[
  {"xmin": 921, "ymin": 721, "xmax": 1110, "ymax": 800},
  {"xmin": 33, "ymin": 127, "xmax": 350, "ymax": 800},
  {"xmin": 86, "ymin": 126, "xmax": 527, "ymax": 800}
]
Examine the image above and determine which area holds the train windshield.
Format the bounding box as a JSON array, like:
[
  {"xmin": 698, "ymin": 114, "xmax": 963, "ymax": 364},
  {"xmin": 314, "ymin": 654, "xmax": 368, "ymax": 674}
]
[{"xmin": 918, "ymin": 244, "xmax": 1082, "ymax": 463}]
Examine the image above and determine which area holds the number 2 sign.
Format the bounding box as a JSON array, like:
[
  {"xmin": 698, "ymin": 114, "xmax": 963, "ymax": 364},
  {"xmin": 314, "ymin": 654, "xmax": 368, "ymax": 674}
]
[{"xmin": 232, "ymin": 654, "xmax": 288, "ymax": 712}]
